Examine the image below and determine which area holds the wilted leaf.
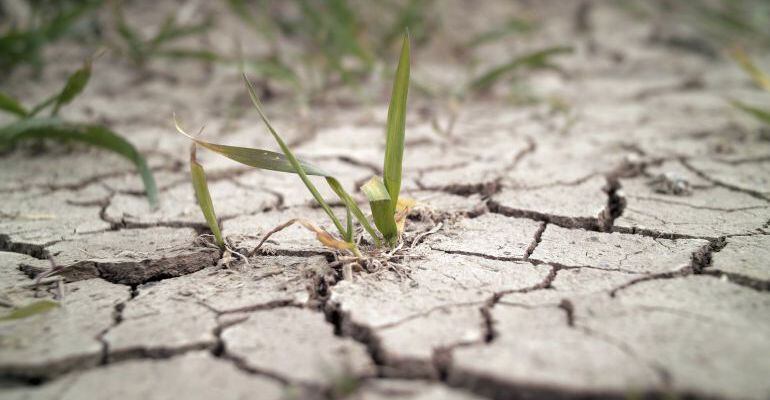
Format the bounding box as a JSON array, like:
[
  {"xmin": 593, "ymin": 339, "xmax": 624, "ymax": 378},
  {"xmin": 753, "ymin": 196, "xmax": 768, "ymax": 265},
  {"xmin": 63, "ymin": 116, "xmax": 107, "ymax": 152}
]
[
  {"xmin": 394, "ymin": 197, "xmax": 416, "ymax": 234},
  {"xmin": 190, "ymin": 145, "xmax": 224, "ymax": 248},
  {"xmin": 0, "ymin": 300, "xmax": 59, "ymax": 322},
  {"xmin": 252, "ymin": 218, "xmax": 354, "ymax": 254},
  {"xmin": 0, "ymin": 118, "xmax": 158, "ymax": 207}
]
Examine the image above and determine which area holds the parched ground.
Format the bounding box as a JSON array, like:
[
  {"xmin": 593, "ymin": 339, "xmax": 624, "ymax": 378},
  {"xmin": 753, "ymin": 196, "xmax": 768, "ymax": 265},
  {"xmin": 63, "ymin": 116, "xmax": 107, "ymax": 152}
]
[{"xmin": 1, "ymin": 1, "xmax": 769, "ymax": 400}]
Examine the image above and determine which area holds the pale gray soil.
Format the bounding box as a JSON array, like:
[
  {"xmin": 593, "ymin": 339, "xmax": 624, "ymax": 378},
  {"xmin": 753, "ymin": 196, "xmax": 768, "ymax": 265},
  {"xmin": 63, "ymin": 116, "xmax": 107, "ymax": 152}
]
[{"xmin": 1, "ymin": 1, "xmax": 769, "ymax": 400}]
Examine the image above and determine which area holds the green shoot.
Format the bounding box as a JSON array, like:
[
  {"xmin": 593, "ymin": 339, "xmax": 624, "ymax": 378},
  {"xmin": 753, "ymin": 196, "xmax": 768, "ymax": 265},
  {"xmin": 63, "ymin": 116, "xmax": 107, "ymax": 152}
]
[
  {"xmin": 190, "ymin": 145, "xmax": 225, "ymax": 249},
  {"xmin": 470, "ymin": 46, "xmax": 573, "ymax": 92},
  {"xmin": 362, "ymin": 177, "xmax": 397, "ymax": 244},
  {"xmin": 383, "ymin": 33, "xmax": 411, "ymax": 211},
  {"xmin": 363, "ymin": 32, "xmax": 411, "ymax": 246},
  {"xmin": 177, "ymin": 32, "xmax": 415, "ymax": 252},
  {"xmin": 0, "ymin": 300, "xmax": 59, "ymax": 322},
  {"xmin": 0, "ymin": 64, "xmax": 158, "ymax": 208},
  {"xmin": 174, "ymin": 114, "xmax": 381, "ymax": 249},
  {"xmin": 242, "ymin": 76, "xmax": 348, "ymax": 239},
  {"xmin": 243, "ymin": 75, "xmax": 381, "ymax": 246}
]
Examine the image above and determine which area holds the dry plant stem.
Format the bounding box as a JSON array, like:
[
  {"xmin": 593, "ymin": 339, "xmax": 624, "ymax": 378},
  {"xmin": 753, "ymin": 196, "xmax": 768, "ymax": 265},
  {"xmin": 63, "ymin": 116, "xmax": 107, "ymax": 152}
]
[{"xmin": 250, "ymin": 218, "xmax": 361, "ymax": 257}]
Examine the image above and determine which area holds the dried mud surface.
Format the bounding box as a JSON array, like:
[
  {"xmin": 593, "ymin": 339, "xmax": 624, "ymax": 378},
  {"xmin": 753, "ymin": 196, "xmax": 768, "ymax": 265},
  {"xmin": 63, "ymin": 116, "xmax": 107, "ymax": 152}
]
[{"xmin": 1, "ymin": 1, "xmax": 769, "ymax": 400}]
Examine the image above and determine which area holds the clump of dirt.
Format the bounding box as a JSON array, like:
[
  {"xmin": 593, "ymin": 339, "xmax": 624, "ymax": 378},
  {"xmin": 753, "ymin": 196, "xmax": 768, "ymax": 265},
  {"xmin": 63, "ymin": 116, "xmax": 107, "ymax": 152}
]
[{"xmin": 647, "ymin": 172, "xmax": 692, "ymax": 196}]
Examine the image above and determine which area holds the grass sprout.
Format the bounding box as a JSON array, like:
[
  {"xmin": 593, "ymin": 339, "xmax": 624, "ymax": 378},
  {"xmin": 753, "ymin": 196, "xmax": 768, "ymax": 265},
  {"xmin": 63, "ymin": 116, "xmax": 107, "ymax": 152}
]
[
  {"xmin": 190, "ymin": 144, "xmax": 224, "ymax": 249},
  {"xmin": 0, "ymin": 62, "xmax": 158, "ymax": 207},
  {"xmin": 177, "ymin": 33, "xmax": 413, "ymax": 255}
]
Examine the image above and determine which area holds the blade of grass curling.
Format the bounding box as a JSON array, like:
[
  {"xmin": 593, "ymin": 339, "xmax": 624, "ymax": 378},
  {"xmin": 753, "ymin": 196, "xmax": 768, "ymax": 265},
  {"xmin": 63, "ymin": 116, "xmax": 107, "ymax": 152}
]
[
  {"xmin": 190, "ymin": 145, "xmax": 224, "ymax": 249},
  {"xmin": 0, "ymin": 118, "xmax": 158, "ymax": 207},
  {"xmin": 362, "ymin": 176, "xmax": 397, "ymax": 245},
  {"xmin": 242, "ymin": 74, "xmax": 347, "ymax": 239},
  {"xmin": 174, "ymin": 115, "xmax": 329, "ymax": 175},
  {"xmin": 383, "ymin": 32, "xmax": 410, "ymax": 219}
]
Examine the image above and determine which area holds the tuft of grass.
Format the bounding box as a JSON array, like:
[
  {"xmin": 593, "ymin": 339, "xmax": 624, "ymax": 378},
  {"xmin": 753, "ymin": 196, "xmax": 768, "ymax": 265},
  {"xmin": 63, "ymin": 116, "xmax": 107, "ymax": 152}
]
[
  {"xmin": 112, "ymin": 4, "xmax": 217, "ymax": 68},
  {"xmin": 0, "ymin": 0, "xmax": 103, "ymax": 77},
  {"xmin": 177, "ymin": 33, "xmax": 413, "ymax": 253},
  {"xmin": 0, "ymin": 61, "xmax": 158, "ymax": 207}
]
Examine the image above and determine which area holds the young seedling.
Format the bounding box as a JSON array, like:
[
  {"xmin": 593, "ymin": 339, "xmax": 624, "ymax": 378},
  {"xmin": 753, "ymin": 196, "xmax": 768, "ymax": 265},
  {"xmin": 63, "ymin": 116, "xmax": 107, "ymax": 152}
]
[
  {"xmin": 177, "ymin": 33, "xmax": 412, "ymax": 256},
  {"xmin": 0, "ymin": 60, "xmax": 159, "ymax": 207},
  {"xmin": 190, "ymin": 144, "xmax": 224, "ymax": 249}
]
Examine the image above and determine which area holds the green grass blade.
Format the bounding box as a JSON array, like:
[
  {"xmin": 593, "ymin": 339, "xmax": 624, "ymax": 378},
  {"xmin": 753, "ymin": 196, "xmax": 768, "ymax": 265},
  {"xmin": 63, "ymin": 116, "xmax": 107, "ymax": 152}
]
[
  {"xmin": 361, "ymin": 176, "xmax": 397, "ymax": 245},
  {"xmin": 190, "ymin": 145, "xmax": 224, "ymax": 249},
  {"xmin": 243, "ymin": 74, "xmax": 347, "ymax": 238},
  {"xmin": 0, "ymin": 118, "xmax": 158, "ymax": 207},
  {"xmin": 52, "ymin": 60, "xmax": 92, "ymax": 115},
  {"xmin": 344, "ymin": 206, "xmax": 353, "ymax": 243},
  {"xmin": 470, "ymin": 46, "xmax": 572, "ymax": 91},
  {"xmin": 177, "ymin": 115, "xmax": 382, "ymax": 245},
  {"xmin": 467, "ymin": 17, "xmax": 536, "ymax": 48},
  {"xmin": 0, "ymin": 300, "xmax": 59, "ymax": 322},
  {"xmin": 731, "ymin": 48, "xmax": 770, "ymax": 92},
  {"xmin": 0, "ymin": 91, "xmax": 28, "ymax": 117},
  {"xmin": 383, "ymin": 32, "xmax": 410, "ymax": 216},
  {"xmin": 730, "ymin": 99, "xmax": 770, "ymax": 125},
  {"xmin": 174, "ymin": 116, "xmax": 330, "ymax": 176},
  {"xmin": 326, "ymin": 177, "xmax": 381, "ymax": 247}
]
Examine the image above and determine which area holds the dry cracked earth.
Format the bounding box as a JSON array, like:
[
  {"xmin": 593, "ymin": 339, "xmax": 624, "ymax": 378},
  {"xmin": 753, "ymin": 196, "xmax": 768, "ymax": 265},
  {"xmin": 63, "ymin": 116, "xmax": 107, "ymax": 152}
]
[{"xmin": 1, "ymin": 2, "xmax": 770, "ymax": 400}]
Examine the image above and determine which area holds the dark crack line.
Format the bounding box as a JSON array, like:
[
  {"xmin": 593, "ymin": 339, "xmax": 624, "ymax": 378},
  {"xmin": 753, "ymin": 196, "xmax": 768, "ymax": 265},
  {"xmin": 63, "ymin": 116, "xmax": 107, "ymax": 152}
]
[{"xmin": 680, "ymin": 158, "xmax": 770, "ymax": 203}]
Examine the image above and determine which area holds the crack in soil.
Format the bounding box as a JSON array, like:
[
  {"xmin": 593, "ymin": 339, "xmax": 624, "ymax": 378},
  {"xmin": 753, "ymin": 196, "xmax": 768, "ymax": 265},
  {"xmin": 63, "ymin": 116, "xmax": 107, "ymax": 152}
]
[{"xmin": 680, "ymin": 158, "xmax": 770, "ymax": 203}]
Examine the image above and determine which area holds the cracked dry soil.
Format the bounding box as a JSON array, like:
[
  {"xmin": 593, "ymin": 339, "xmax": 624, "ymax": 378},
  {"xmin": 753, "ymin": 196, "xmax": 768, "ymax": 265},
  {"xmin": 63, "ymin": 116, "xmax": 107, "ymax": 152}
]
[{"xmin": 2, "ymin": 2, "xmax": 770, "ymax": 400}]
